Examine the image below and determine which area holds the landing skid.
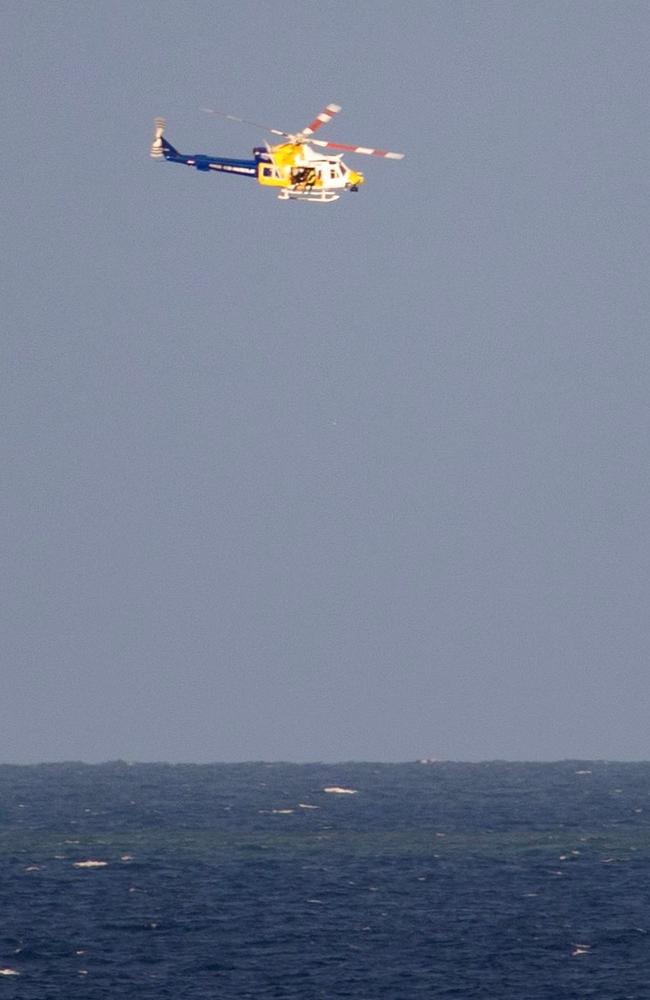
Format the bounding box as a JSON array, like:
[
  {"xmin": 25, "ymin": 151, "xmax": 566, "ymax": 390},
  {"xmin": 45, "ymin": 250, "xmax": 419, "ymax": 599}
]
[{"xmin": 278, "ymin": 187, "xmax": 340, "ymax": 203}]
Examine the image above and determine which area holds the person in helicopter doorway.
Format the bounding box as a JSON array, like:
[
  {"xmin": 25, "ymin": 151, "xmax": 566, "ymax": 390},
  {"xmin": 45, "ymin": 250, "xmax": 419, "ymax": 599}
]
[{"xmin": 292, "ymin": 166, "xmax": 317, "ymax": 189}]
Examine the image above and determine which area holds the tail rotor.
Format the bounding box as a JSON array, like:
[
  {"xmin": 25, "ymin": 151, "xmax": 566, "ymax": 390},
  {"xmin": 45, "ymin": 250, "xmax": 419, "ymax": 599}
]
[{"xmin": 150, "ymin": 117, "xmax": 166, "ymax": 158}]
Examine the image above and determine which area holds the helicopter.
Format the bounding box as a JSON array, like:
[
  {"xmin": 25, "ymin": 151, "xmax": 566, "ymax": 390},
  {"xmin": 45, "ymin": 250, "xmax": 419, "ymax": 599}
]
[{"xmin": 150, "ymin": 103, "xmax": 404, "ymax": 203}]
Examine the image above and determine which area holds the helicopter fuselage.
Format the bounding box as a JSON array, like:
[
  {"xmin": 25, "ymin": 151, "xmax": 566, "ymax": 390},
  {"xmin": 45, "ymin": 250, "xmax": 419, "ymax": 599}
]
[{"xmin": 256, "ymin": 142, "xmax": 364, "ymax": 201}]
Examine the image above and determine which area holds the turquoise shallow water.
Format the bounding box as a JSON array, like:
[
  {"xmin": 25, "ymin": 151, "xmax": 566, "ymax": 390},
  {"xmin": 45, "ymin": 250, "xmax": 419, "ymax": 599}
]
[{"xmin": 1, "ymin": 761, "xmax": 649, "ymax": 997}]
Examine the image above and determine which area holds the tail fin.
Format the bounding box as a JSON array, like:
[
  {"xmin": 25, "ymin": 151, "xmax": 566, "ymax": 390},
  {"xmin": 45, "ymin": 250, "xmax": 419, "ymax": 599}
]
[{"xmin": 150, "ymin": 117, "xmax": 168, "ymax": 158}]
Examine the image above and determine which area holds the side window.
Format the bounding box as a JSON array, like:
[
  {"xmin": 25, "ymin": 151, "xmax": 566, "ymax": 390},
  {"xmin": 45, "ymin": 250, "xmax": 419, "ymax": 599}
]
[
  {"xmin": 263, "ymin": 166, "xmax": 273, "ymax": 177},
  {"xmin": 330, "ymin": 169, "xmax": 337, "ymax": 179}
]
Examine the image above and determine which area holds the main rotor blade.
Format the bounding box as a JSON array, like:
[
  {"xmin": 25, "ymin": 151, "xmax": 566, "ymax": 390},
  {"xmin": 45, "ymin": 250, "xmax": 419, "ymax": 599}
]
[
  {"xmin": 309, "ymin": 138, "xmax": 405, "ymax": 159},
  {"xmin": 201, "ymin": 107, "xmax": 288, "ymax": 138},
  {"xmin": 301, "ymin": 103, "xmax": 342, "ymax": 136}
]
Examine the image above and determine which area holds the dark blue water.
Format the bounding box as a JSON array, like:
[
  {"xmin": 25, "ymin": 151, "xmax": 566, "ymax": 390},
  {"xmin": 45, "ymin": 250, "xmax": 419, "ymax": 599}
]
[{"xmin": 1, "ymin": 761, "xmax": 650, "ymax": 997}]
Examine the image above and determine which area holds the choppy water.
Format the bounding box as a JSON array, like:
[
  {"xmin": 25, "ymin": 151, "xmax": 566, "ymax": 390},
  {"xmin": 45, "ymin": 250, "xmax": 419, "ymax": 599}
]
[{"xmin": 1, "ymin": 761, "xmax": 650, "ymax": 997}]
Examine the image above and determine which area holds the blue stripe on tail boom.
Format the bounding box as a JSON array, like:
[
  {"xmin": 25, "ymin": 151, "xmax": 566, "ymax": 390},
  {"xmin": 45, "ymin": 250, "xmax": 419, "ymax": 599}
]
[{"xmin": 161, "ymin": 139, "xmax": 257, "ymax": 177}]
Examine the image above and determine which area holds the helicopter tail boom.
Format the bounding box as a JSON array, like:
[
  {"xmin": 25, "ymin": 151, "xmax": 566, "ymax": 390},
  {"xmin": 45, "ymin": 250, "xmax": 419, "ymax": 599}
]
[{"xmin": 150, "ymin": 117, "xmax": 258, "ymax": 177}]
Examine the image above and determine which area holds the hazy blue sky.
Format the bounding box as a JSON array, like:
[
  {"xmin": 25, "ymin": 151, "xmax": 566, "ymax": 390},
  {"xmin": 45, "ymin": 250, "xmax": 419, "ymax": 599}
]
[{"xmin": 3, "ymin": 1, "xmax": 650, "ymax": 762}]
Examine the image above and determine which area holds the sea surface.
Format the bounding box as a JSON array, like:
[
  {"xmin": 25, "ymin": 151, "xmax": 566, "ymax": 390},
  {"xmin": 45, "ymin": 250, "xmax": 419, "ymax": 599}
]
[{"xmin": 1, "ymin": 761, "xmax": 649, "ymax": 998}]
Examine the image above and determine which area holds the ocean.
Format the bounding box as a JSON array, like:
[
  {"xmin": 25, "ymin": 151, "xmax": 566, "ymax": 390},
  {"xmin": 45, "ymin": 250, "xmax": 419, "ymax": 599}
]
[{"xmin": 1, "ymin": 761, "xmax": 649, "ymax": 998}]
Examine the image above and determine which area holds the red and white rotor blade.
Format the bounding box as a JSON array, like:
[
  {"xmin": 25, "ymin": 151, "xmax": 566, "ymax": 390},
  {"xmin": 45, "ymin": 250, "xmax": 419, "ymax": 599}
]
[
  {"xmin": 310, "ymin": 138, "xmax": 404, "ymax": 159},
  {"xmin": 301, "ymin": 103, "xmax": 342, "ymax": 136}
]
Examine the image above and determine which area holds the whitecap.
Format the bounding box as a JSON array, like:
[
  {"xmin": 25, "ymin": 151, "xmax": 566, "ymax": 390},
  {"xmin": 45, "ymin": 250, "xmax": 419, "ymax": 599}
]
[
  {"xmin": 323, "ymin": 786, "xmax": 358, "ymax": 795},
  {"xmin": 73, "ymin": 860, "xmax": 108, "ymax": 868},
  {"xmin": 0, "ymin": 969, "xmax": 20, "ymax": 976}
]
